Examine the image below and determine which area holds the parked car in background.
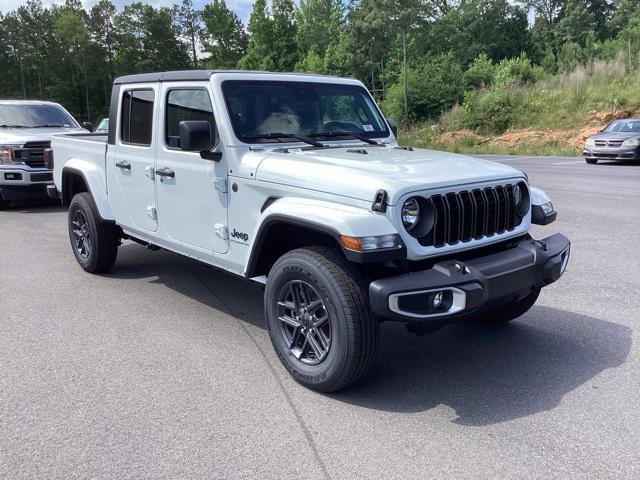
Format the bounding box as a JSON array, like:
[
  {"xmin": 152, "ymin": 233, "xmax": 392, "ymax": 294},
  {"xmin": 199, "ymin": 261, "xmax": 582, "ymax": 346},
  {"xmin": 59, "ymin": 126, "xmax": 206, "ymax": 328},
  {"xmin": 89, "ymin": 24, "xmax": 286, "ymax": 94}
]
[
  {"xmin": 95, "ymin": 118, "xmax": 109, "ymax": 133},
  {"xmin": 0, "ymin": 100, "xmax": 89, "ymax": 207},
  {"xmin": 583, "ymin": 118, "xmax": 640, "ymax": 164}
]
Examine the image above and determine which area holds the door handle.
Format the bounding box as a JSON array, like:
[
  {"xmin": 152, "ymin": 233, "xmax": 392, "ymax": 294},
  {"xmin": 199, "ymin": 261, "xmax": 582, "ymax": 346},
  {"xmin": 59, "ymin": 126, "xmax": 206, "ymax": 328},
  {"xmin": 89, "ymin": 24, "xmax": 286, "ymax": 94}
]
[
  {"xmin": 115, "ymin": 160, "xmax": 131, "ymax": 170},
  {"xmin": 155, "ymin": 167, "xmax": 175, "ymax": 178}
]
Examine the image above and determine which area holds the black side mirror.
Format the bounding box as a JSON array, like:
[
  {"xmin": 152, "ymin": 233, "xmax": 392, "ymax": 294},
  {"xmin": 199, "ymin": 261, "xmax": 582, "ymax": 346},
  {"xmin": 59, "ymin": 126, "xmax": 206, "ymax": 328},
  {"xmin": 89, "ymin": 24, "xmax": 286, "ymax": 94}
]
[
  {"xmin": 386, "ymin": 117, "xmax": 398, "ymax": 138},
  {"xmin": 179, "ymin": 121, "xmax": 212, "ymax": 151},
  {"xmin": 82, "ymin": 121, "xmax": 94, "ymax": 132},
  {"xmin": 179, "ymin": 121, "xmax": 221, "ymax": 161}
]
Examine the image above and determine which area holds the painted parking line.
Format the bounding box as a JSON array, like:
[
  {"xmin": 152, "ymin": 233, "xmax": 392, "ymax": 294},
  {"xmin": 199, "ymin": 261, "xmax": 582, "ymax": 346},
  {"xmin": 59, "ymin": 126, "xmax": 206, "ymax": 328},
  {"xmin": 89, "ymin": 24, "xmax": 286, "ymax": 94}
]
[{"xmin": 552, "ymin": 160, "xmax": 585, "ymax": 165}]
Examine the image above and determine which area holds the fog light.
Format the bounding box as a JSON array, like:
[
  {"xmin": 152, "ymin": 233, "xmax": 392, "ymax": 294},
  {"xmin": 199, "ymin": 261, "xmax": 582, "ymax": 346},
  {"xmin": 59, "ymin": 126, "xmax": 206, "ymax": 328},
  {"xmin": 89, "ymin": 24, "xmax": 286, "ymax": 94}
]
[
  {"xmin": 560, "ymin": 247, "xmax": 570, "ymax": 274},
  {"xmin": 432, "ymin": 291, "xmax": 443, "ymax": 308}
]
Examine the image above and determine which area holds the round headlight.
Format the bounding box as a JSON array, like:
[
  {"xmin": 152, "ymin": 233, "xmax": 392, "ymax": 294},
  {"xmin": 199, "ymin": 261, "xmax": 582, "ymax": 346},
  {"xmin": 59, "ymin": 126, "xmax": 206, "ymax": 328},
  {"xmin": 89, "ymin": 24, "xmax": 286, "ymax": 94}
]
[{"xmin": 402, "ymin": 197, "xmax": 421, "ymax": 232}]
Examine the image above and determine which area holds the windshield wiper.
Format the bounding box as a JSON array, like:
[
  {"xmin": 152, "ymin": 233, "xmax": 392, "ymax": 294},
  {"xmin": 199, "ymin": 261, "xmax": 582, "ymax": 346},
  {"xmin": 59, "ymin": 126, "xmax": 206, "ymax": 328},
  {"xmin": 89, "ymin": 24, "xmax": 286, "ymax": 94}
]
[
  {"xmin": 242, "ymin": 132, "xmax": 325, "ymax": 148},
  {"xmin": 308, "ymin": 131, "xmax": 382, "ymax": 145},
  {"xmin": 0, "ymin": 124, "xmax": 30, "ymax": 128},
  {"xmin": 31, "ymin": 124, "xmax": 68, "ymax": 128}
]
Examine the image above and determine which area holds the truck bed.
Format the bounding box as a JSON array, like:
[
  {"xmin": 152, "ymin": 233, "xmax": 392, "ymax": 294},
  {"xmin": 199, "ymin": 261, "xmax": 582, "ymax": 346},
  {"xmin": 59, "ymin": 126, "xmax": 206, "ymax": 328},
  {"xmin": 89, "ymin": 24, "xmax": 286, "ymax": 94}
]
[{"xmin": 51, "ymin": 133, "xmax": 109, "ymax": 194}]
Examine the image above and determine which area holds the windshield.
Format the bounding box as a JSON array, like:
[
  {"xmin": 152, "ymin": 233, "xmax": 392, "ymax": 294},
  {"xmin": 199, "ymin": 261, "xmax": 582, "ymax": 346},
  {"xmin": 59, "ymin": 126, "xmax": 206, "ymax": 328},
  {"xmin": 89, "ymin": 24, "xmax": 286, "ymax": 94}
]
[
  {"xmin": 96, "ymin": 118, "xmax": 109, "ymax": 131},
  {"xmin": 221, "ymin": 80, "xmax": 389, "ymax": 143},
  {"xmin": 0, "ymin": 104, "xmax": 78, "ymax": 128},
  {"xmin": 604, "ymin": 120, "xmax": 640, "ymax": 133}
]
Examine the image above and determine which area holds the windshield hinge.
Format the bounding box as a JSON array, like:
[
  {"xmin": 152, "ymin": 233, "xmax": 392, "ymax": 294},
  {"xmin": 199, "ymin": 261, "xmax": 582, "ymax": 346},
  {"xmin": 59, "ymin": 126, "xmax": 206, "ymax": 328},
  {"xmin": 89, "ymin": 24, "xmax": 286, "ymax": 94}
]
[
  {"xmin": 372, "ymin": 189, "xmax": 388, "ymax": 213},
  {"xmin": 214, "ymin": 177, "xmax": 227, "ymax": 193},
  {"xmin": 146, "ymin": 206, "xmax": 157, "ymax": 220},
  {"xmin": 214, "ymin": 223, "xmax": 228, "ymax": 240}
]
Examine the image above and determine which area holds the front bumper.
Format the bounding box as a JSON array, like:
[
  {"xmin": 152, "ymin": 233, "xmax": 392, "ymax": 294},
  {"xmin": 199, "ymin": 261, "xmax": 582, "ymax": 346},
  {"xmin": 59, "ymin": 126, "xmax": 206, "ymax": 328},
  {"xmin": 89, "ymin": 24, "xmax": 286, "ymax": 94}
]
[
  {"xmin": 0, "ymin": 166, "xmax": 53, "ymax": 200},
  {"xmin": 0, "ymin": 166, "xmax": 53, "ymax": 187},
  {"xmin": 369, "ymin": 233, "xmax": 570, "ymax": 322},
  {"xmin": 583, "ymin": 147, "xmax": 639, "ymax": 161}
]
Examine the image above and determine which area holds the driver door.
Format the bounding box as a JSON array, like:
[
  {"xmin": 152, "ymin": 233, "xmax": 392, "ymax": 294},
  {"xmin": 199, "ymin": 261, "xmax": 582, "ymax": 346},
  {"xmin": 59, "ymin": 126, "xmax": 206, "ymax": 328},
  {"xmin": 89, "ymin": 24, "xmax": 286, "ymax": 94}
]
[{"xmin": 155, "ymin": 83, "xmax": 228, "ymax": 254}]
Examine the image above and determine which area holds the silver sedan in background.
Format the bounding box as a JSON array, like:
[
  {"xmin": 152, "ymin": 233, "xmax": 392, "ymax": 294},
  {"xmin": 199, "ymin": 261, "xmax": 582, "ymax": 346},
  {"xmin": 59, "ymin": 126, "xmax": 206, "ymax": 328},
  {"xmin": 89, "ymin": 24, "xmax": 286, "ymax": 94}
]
[{"xmin": 583, "ymin": 118, "xmax": 640, "ymax": 164}]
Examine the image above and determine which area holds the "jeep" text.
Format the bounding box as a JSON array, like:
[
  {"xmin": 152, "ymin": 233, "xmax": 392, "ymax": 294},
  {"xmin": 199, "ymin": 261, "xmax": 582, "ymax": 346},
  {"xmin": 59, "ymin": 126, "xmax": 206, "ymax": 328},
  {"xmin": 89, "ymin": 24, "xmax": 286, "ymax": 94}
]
[{"xmin": 230, "ymin": 228, "xmax": 249, "ymax": 242}]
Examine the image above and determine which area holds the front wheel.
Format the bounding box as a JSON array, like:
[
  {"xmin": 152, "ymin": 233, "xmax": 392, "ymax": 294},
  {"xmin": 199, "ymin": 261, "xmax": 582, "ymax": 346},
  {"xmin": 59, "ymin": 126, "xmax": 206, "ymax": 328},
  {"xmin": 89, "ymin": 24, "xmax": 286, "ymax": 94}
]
[
  {"xmin": 68, "ymin": 192, "xmax": 119, "ymax": 273},
  {"xmin": 265, "ymin": 246, "xmax": 379, "ymax": 392},
  {"xmin": 475, "ymin": 288, "xmax": 541, "ymax": 325},
  {"xmin": 585, "ymin": 158, "xmax": 598, "ymax": 164}
]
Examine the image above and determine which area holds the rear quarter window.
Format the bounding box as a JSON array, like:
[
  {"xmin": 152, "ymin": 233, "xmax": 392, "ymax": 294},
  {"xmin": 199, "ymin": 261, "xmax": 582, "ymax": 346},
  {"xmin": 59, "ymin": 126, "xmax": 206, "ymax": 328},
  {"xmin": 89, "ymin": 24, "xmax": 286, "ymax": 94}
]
[{"xmin": 121, "ymin": 90, "xmax": 154, "ymax": 146}]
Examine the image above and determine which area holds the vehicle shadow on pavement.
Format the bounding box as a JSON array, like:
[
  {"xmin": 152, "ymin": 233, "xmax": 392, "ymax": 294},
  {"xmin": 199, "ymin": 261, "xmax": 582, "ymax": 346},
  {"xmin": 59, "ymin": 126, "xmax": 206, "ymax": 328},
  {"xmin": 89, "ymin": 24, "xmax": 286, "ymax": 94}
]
[
  {"xmin": 0, "ymin": 199, "xmax": 64, "ymax": 213},
  {"xmin": 591, "ymin": 160, "xmax": 640, "ymax": 167},
  {"xmin": 336, "ymin": 310, "xmax": 631, "ymax": 426},
  {"xmin": 110, "ymin": 244, "xmax": 631, "ymax": 427}
]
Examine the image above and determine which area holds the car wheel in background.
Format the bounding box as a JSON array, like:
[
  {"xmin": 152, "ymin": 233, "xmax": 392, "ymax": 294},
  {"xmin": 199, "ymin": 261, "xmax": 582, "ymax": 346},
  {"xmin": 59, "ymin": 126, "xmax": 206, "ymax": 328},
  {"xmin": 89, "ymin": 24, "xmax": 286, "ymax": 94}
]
[{"xmin": 585, "ymin": 158, "xmax": 598, "ymax": 164}]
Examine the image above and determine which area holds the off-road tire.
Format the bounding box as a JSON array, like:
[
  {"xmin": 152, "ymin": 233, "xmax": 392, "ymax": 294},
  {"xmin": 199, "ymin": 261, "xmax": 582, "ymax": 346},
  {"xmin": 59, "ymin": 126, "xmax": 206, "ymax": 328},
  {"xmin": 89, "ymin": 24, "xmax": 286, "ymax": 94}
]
[
  {"xmin": 475, "ymin": 288, "xmax": 541, "ymax": 325},
  {"xmin": 585, "ymin": 158, "xmax": 598, "ymax": 164},
  {"xmin": 68, "ymin": 192, "xmax": 118, "ymax": 273},
  {"xmin": 265, "ymin": 246, "xmax": 379, "ymax": 392}
]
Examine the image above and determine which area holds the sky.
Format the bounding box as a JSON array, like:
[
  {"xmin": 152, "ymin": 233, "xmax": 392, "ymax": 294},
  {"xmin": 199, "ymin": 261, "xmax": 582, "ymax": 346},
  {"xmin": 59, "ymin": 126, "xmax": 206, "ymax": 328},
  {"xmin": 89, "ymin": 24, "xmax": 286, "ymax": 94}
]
[{"xmin": 0, "ymin": 0, "xmax": 256, "ymax": 22}]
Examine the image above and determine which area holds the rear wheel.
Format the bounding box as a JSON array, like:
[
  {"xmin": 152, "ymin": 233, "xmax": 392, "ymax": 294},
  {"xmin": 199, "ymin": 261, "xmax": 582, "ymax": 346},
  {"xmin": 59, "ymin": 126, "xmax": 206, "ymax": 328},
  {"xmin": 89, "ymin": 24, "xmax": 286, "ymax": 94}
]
[
  {"xmin": 475, "ymin": 288, "xmax": 540, "ymax": 325},
  {"xmin": 585, "ymin": 158, "xmax": 598, "ymax": 164},
  {"xmin": 0, "ymin": 200, "xmax": 10, "ymax": 210},
  {"xmin": 68, "ymin": 192, "xmax": 118, "ymax": 273},
  {"xmin": 265, "ymin": 246, "xmax": 379, "ymax": 392}
]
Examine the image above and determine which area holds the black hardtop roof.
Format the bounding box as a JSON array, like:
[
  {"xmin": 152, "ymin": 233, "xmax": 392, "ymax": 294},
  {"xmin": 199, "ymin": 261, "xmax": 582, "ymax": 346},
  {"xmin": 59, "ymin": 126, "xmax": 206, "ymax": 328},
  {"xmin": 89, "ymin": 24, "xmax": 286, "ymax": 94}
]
[{"xmin": 113, "ymin": 70, "xmax": 349, "ymax": 85}]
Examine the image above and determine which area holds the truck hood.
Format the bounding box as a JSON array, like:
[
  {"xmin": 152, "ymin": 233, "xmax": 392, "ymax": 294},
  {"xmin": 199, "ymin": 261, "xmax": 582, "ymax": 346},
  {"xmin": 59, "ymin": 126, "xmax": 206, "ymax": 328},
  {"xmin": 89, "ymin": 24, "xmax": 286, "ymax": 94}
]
[
  {"xmin": 0, "ymin": 126, "xmax": 87, "ymax": 145},
  {"xmin": 254, "ymin": 145, "xmax": 525, "ymax": 205}
]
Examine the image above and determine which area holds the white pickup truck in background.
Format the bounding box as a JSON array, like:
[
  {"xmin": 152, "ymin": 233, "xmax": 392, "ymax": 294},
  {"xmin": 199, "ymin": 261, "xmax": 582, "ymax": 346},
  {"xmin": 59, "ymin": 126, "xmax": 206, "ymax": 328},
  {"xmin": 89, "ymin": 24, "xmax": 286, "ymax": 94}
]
[
  {"xmin": 50, "ymin": 70, "xmax": 570, "ymax": 391},
  {"xmin": 0, "ymin": 100, "xmax": 89, "ymax": 208}
]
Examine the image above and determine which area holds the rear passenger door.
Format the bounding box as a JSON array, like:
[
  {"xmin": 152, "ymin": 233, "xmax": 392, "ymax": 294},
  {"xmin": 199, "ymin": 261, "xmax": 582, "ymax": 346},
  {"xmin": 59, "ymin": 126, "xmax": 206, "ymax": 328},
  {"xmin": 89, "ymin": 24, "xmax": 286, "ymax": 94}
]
[
  {"xmin": 110, "ymin": 87, "xmax": 158, "ymax": 233},
  {"xmin": 155, "ymin": 83, "xmax": 228, "ymax": 254}
]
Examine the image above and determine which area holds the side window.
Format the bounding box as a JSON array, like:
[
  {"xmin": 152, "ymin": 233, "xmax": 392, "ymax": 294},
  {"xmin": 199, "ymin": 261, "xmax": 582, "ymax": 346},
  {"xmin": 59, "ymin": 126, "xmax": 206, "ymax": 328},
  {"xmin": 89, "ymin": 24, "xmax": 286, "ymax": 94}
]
[
  {"xmin": 121, "ymin": 89, "xmax": 154, "ymax": 146},
  {"xmin": 165, "ymin": 89, "xmax": 216, "ymax": 149}
]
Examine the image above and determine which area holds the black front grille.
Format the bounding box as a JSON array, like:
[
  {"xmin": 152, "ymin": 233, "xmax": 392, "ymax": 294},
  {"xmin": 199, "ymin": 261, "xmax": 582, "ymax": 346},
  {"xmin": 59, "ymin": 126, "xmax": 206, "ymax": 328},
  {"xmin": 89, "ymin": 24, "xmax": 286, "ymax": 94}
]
[
  {"xmin": 30, "ymin": 172, "xmax": 53, "ymax": 182},
  {"xmin": 13, "ymin": 141, "xmax": 51, "ymax": 168},
  {"xmin": 418, "ymin": 184, "xmax": 522, "ymax": 248}
]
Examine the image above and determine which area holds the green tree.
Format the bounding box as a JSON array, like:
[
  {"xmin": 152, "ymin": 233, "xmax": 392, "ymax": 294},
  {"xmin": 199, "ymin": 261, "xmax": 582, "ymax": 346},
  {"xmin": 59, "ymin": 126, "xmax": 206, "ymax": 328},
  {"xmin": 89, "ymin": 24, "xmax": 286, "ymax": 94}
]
[
  {"xmin": 173, "ymin": 0, "xmax": 203, "ymax": 68},
  {"xmin": 271, "ymin": 0, "xmax": 299, "ymax": 71},
  {"xmin": 239, "ymin": 0, "xmax": 275, "ymax": 70},
  {"xmin": 114, "ymin": 3, "xmax": 189, "ymax": 74},
  {"xmin": 201, "ymin": 0, "xmax": 248, "ymax": 68},
  {"xmin": 89, "ymin": 0, "xmax": 116, "ymax": 80},
  {"xmin": 296, "ymin": 0, "xmax": 344, "ymax": 56}
]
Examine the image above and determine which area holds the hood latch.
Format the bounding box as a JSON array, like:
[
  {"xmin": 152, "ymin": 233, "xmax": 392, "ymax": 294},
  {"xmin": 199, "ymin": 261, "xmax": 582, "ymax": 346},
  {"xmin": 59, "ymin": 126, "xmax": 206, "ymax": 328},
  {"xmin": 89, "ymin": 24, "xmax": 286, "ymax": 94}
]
[{"xmin": 372, "ymin": 189, "xmax": 388, "ymax": 213}]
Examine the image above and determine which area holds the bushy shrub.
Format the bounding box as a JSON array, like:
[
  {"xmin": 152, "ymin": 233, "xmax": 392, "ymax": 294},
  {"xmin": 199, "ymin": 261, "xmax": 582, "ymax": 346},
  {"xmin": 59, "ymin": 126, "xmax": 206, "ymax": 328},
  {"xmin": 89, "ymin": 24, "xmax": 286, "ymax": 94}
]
[
  {"xmin": 494, "ymin": 53, "xmax": 544, "ymax": 86},
  {"xmin": 459, "ymin": 88, "xmax": 526, "ymax": 134},
  {"xmin": 463, "ymin": 54, "xmax": 496, "ymax": 89},
  {"xmin": 379, "ymin": 54, "xmax": 464, "ymax": 122}
]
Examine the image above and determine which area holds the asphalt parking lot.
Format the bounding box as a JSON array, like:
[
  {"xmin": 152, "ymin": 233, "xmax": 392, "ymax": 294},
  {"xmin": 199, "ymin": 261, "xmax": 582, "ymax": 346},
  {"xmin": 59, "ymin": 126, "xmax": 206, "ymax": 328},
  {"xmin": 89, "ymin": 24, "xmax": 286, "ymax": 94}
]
[{"xmin": 1, "ymin": 155, "xmax": 639, "ymax": 479}]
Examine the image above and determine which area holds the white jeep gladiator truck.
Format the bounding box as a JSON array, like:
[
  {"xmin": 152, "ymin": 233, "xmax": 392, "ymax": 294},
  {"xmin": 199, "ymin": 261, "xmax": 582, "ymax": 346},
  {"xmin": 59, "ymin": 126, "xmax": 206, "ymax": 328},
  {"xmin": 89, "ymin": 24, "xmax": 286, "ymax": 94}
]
[
  {"xmin": 0, "ymin": 100, "xmax": 89, "ymax": 207},
  {"xmin": 50, "ymin": 71, "xmax": 570, "ymax": 392}
]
